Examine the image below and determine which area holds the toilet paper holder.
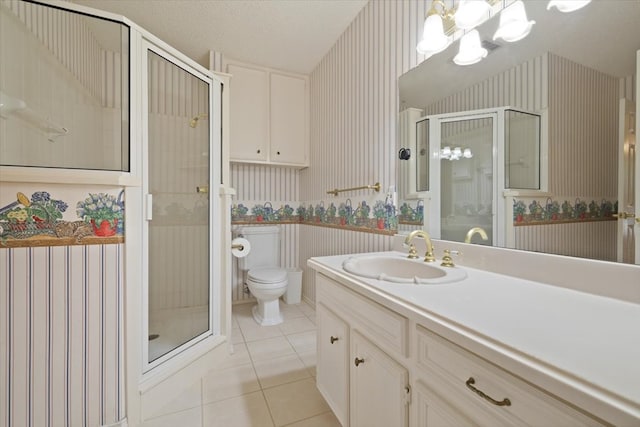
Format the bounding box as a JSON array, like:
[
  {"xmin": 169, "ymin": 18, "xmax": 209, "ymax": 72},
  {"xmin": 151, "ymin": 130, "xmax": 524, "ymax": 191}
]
[{"xmin": 231, "ymin": 243, "xmax": 244, "ymax": 251}]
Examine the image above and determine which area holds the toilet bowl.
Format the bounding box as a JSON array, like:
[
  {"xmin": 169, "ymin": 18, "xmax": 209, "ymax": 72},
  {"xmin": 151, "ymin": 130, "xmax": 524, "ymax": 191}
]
[
  {"xmin": 246, "ymin": 267, "xmax": 288, "ymax": 326},
  {"xmin": 235, "ymin": 226, "xmax": 288, "ymax": 326}
]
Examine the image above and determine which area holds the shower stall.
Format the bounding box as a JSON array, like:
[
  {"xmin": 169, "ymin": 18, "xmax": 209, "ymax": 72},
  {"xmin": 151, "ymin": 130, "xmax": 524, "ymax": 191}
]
[
  {"xmin": 142, "ymin": 45, "xmax": 222, "ymax": 371},
  {"xmin": 416, "ymin": 107, "xmax": 543, "ymax": 246}
]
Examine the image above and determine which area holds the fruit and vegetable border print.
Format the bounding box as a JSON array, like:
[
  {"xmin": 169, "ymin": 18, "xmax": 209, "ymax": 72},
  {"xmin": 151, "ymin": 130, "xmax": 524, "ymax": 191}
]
[{"xmin": 0, "ymin": 185, "xmax": 124, "ymax": 248}]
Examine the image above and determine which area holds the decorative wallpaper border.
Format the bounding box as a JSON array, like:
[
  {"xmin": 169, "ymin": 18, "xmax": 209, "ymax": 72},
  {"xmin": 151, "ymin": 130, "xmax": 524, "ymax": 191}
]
[
  {"xmin": 0, "ymin": 187, "xmax": 125, "ymax": 247},
  {"xmin": 398, "ymin": 200, "xmax": 424, "ymax": 226},
  {"xmin": 513, "ymin": 197, "xmax": 617, "ymax": 226},
  {"xmin": 231, "ymin": 197, "xmax": 399, "ymax": 236}
]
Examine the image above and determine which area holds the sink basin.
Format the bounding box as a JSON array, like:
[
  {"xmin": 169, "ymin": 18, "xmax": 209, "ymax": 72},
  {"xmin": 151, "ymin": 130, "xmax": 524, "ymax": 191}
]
[{"xmin": 342, "ymin": 255, "xmax": 467, "ymax": 284}]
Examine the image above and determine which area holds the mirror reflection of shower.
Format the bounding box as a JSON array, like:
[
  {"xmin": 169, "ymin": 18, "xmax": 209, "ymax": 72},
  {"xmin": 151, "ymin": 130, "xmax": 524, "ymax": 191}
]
[{"xmin": 189, "ymin": 113, "xmax": 208, "ymax": 128}]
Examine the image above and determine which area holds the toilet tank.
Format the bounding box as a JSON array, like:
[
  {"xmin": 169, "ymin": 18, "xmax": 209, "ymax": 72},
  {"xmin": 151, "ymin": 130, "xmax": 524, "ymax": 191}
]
[{"xmin": 235, "ymin": 226, "xmax": 280, "ymax": 270}]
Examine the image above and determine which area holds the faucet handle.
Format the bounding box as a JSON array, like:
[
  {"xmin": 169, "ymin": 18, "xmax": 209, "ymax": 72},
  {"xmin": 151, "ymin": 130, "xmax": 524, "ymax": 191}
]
[
  {"xmin": 424, "ymin": 245, "xmax": 436, "ymax": 263},
  {"xmin": 407, "ymin": 244, "xmax": 419, "ymax": 259},
  {"xmin": 441, "ymin": 249, "xmax": 461, "ymax": 267}
]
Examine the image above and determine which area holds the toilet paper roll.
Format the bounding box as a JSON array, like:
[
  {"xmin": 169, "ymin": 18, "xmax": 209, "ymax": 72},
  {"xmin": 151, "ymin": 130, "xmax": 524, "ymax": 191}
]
[{"xmin": 231, "ymin": 237, "xmax": 251, "ymax": 258}]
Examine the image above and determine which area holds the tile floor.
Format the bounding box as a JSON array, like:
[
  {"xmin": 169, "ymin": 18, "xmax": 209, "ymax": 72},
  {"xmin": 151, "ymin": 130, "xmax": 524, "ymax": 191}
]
[{"xmin": 142, "ymin": 301, "xmax": 341, "ymax": 427}]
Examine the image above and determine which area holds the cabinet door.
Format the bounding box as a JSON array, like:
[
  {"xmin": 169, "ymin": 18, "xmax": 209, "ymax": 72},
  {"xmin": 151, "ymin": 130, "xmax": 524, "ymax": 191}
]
[
  {"xmin": 227, "ymin": 63, "xmax": 268, "ymax": 161},
  {"xmin": 317, "ymin": 303, "xmax": 349, "ymax": 427},
  {"xmin": 270, "ymin": 72, "xmax": 307, "ymax": 165},
  {"xmin": 350, "ymin": 331, "xmax": 409, "ymax": 427},
  {"xmin": 414, "ymin": 381, "xmax": 478, "ymax": 427}
]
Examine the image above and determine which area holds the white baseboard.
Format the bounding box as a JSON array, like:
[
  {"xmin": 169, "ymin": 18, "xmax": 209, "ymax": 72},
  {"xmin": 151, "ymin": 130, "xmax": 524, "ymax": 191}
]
[{"xmin": 302, "ymin": 294, "xmax": 315, "ymax": 307}]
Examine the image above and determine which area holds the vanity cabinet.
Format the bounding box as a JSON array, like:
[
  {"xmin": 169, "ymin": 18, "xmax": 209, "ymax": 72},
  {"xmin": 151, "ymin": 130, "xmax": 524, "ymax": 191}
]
[
  {"xmin": 350, "ymin": 331, "xmax": 410, "ymax": 427},
  {"xmin": 316, "ymin": 274, "xmax": 410, "ymax": 427},
  {"xmin": 314, "ymin": 271, "xmax": 606, "ymax": 427},
  {"xmin": 225, "ymin": 60, "xmax": 309, "ymax": 167},
  {"xmin": 414, "ymin": 326, "xmax": 602, "ymax": 427},
  {"xmin": 316, "ymin": 303, "xmax": 349, "ymax": 426}
]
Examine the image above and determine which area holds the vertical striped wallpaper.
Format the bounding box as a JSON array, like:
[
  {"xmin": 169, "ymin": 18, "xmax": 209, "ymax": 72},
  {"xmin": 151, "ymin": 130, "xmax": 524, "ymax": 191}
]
[
  {"xmin": 230, "ymin": 163, "xmax": 300, "ymax": 301},
  {"xmin": 3, "ymin": 0, "xmax": 111, "ymax": 102},
  {"xmin": 1, "ymin": 1, "xmax": 127, "ymax": 170},
  {"xmin": 514, "ymin": 222, "xmax": 616, "ymax": 262},
  {"xmin": 548, "ymin": 54, "xmax": 619, "ymax": 198},
  {"xmin": 423, "ymin": 53, "xmax": 549, "ymax": 115},
  {"xmin": 300, "ymin": 0, "xmax": 428, "ymax": 302},
  {"xmin": 0, "ymin": 245, "xmax": 124, "ymax": 427}
]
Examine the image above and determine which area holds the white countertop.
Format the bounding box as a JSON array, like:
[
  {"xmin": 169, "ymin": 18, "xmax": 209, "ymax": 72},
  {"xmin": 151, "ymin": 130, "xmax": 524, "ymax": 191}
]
[{"xmin": 308, "ymin": 251, "xmax": 640, "ymax": 423}]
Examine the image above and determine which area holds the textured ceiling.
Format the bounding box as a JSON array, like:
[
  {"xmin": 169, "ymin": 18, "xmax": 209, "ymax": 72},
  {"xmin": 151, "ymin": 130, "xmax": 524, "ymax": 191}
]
[{"xmin": 71, "ymin": 0, "xmax": 369, "ymax": 74}]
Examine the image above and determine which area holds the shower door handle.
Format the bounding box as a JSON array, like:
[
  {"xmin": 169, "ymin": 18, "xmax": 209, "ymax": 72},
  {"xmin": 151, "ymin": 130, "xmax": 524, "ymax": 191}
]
[{"xmin": 145, "ymin": 194, "xmax": 153, "ymax": 221}]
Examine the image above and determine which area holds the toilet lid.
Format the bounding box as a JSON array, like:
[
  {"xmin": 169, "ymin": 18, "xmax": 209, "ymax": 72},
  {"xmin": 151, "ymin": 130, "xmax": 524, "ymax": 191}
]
[{"xmin": 248, "ymin": 267, "xmax": 287, "ymax": 284}]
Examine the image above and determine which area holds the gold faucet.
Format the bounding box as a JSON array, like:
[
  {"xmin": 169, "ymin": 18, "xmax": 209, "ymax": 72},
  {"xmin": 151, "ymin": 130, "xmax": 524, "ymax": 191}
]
[
  {"xmin": 404, "ymin": 230, "xmax": 436, "ymax": 262},
  {"xmin": 464, "ymin": 227, "xmax": 488, "ymax": 244}
]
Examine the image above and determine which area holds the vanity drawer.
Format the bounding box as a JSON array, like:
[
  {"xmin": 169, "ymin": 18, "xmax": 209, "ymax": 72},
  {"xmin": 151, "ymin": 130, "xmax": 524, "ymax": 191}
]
[
  {"xmin": 316, "ymin": 273, "xmax": 408, "ymax": 357},
  {"xmin": 415, "ymin": 325, "xmax": 603, "ymax": 427}
]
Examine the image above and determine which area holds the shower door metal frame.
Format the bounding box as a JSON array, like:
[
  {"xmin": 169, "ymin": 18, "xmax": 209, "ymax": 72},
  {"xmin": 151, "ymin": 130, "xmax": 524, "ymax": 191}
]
[{"xmin": 140, "ymin": 39, "xmax": 222, "ymax": 374}]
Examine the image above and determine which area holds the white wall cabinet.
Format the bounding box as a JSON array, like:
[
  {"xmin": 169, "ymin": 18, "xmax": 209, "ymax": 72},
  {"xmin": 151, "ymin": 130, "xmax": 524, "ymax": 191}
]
[
  {"xmin": 225, "ymin": 60, "xmax": 309, "ymax": 167},
  {"xmin": 314, "ymin": 271, "xmax": 605, "ymax": 427}
]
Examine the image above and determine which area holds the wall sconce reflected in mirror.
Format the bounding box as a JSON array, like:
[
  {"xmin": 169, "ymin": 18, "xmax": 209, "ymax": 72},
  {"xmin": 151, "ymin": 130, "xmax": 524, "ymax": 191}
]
[
  {"xmin": 493, "ymin": 0, "xmax": 535, "ymax": 42},
  {"xmin": 547, "ymin": 0, "xmax": 591, "ymax": 13},
  {"xmin": 189, "ymin": 113, "xmax": 208, "ymax": 128},
  {"xmin": 440, "ymin": 146, "xmax": 473, "ymax": 161},
  {"xmin": 455, "ymin": 0, "xmax": 491, "ymax": 30},
  {"xmin": 454, "ymin": 30, "xmax": 487, "ymax": 65}
]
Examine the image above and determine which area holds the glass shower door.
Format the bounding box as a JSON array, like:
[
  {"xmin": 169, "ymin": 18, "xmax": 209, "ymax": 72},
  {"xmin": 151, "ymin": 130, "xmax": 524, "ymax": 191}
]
[
  {"xmin": 145, "ymin": 49, "xmax": 212, "ymax": 366},
  {"xmin": 431, "ymin": 114, "xmax": 496, "ymax": 245}
]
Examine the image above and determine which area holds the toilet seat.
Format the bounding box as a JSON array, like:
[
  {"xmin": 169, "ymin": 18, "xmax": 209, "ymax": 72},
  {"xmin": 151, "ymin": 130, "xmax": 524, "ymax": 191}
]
[{"xmin": 248, "ymin": 267, "xmax": 287, "ymax": 284}]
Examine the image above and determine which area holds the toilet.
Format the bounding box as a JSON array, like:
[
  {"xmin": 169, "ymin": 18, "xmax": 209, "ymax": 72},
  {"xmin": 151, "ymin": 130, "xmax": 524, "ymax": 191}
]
[{"xmin": 236, "ymin": 226, "xmax": 288, "ymax": 326}]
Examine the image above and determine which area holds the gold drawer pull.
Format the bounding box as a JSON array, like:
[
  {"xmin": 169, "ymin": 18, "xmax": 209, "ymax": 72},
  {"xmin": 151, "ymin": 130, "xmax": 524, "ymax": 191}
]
[
  {"xmin": 354, "ymin": 357, "xmax": 365, "ymax": 367},
  {"xmin": 465, "ymin": 377, "xmax": 511, "ymax": 407},
  {"xmin": 330, "ymin": 336, "xmax": 339, "ymax": 344}
]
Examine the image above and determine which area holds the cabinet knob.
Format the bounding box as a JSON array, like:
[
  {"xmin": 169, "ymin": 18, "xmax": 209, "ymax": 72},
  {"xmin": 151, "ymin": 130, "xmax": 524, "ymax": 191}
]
[
  {"xmin": 277, "ymin": 151, "xmax": 281, "ymax": 155},
  {"xmin": 354, "ymin": 357, "xmax": 364, "ymax": 367}
]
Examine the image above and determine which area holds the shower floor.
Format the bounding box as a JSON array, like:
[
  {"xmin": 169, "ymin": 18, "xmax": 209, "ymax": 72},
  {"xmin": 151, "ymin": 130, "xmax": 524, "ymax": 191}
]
[{"xmin": 148, "ymin": 304, "xmax": 210, "ymax": 362}]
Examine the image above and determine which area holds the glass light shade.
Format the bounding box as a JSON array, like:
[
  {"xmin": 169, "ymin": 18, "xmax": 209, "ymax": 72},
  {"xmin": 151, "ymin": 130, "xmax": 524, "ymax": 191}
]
[
  {"xmin": 455, "ymin": 0, "xmax": 491, "ymax": 30},
  {"xmin": 441, "ymin": 146, "xmax": 451, "ymax": 157},
  {"xmin": 463, "ymin": 148, "xmax": 473, "ymax": 158},
  {"xmin": 453, "ymin": 30, "xmax": 487, "ymax": 66},
  {"xmin": 493, "ymin": 1, "xmax": 535, "ymax": 42},
  {"xmin": 547, "ymin": 0, "xmax": 591, "ymax": 12},
  {"xmin": 453, "ymin": 147, "xmax": 462, "ymax": 157},
  {"xmin": 417, "ymin": 14, "xmax": 451, "ymax": 55}
]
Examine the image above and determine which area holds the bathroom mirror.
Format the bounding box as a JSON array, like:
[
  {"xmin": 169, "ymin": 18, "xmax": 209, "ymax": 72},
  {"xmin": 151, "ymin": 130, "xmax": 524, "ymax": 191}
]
[
  {"xmin": 397, "ymin": 0, "xmax": 640, "ymax": 262},
  {"xmin": 0, "ymin": 1, "xmax": 130, "ymax": 171}
]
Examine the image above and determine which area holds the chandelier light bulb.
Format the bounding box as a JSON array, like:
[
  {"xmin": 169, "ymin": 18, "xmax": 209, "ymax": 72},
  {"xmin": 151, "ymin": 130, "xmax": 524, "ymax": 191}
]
[
  {"xmin": 417, "ymin": 14, "xmax": 451, "ymax": 55},
  {"xmin": 453, "ymin": 29, "xmax": 487, "ymax": 66},
  {"xmin": 493, "ymin": 0, "xmax": 535, "ymax": 42},
  {"xmin": 455, "ymin": 0, "xmax": 491, "ymax": 30},
  {"xmin": 547, "ymin": 0, "xmax": 591, "ymax": 13}
]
